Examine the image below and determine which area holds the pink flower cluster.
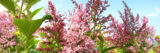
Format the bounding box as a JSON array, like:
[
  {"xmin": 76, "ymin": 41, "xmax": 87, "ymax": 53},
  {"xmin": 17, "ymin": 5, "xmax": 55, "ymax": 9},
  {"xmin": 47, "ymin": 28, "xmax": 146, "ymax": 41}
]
[
  {"xmin": 0, "ymin": 12, "xmax": 15, "ymax": 48},
  {"xmin": 60, "ymin": 4, "xmax": 97, "ymax": 53},
  {"xmin": 36, "ymin": 1, "xmax": 65, "ymax": 52},
  {"xmin": 108, "ymin": 1, "xmax": 155, "ymax": 49},
  {"xmin": 36, "ymin": 2, "xmax": 97, "ymax": 53},
  {"xmin": 85, "ymin": 0, "xmax": 109, "ymax": 15}
]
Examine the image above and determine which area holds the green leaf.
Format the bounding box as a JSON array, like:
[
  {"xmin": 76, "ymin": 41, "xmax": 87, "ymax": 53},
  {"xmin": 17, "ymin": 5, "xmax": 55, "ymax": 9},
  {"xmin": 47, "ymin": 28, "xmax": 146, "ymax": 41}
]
[
  {"xmin": 0, "ymin": 0, "xmax": 16, "ymax": 14},
  {"xmin": 118, "ymin": 49, "xmax": 125, "ymax": 53},
  {"xmin": 102, "ymin": 46, "xmax": 117, "ymax": 53},
  {"xmin": 29, "ymin": 49, "xmax": 40, "ymax": 53},
  {"xmin": 29, "ymin": 7, "xmax": 43, "ymax": 19},
  {"xmin": 39, "ymin": 32, "xmax": 47, "ymax": 37},
  {"xmin": 149, "ymin": 49, "xmax": 156, "ymax": 53},
  {"xmin": 13, "ymin": 15, "xmax": 52, "ymax": 36},
  {"xmin": 97, "ymin": 36, "xmax": 105, "ymax": 52},
  {"xmin": 26, "ymin": 0, "xmax": 41, "ymax": 9},
  {"xmin": 28, "ymin": 37, "xmax": 38, "ymax": 49},
  {"xmin": 98, "ymin": 36, "xmax": 104, "ymax": 42}
]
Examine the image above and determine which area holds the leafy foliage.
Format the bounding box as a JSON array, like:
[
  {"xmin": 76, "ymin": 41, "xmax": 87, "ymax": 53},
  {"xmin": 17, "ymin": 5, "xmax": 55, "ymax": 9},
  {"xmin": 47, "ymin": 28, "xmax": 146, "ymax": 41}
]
[
  {"xmin": 13, "ymin": 15, "xmax": 52, "ymax": 36},
  {"xmin": 29, "ymin": 7, "xmax": 43, "ymax": 19},
  {"xmin": 0, "ymin": 0, "xmax": 16, "ymax": 14}
]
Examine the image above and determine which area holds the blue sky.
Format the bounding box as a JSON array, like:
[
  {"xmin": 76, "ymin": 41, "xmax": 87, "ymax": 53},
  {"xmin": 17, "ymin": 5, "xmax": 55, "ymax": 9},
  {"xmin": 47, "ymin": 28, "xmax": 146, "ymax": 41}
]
[
  {"xmin": 0, "ymin": 0, "xmax": 160, "ymax": 35},
  {"xmin": 46, "ymin": 0, "xmax": 160, "ymax": 35}
]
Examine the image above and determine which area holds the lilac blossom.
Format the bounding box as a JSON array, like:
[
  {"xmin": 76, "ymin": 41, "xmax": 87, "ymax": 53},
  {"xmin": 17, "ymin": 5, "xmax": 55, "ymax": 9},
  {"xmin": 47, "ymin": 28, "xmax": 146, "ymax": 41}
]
[
  {"xmin": 60, "ymin": 4, "xmax": 97, "ymax": 53},
  {"xmin": 0, "ymin": 12, "xmax": 15, "ymax": 48}
]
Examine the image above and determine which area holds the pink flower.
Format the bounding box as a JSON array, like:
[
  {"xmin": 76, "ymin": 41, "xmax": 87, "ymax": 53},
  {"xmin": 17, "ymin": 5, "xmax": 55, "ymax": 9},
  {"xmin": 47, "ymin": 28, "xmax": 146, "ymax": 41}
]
[
  {"xmin": 36, "ymin": 1, "xmax": 67, "ymax": 52},
  {"xmin": 60, "ymin": 3, "xmax": 97, "ymax": 53},
  {"xmin": 127, "ymin": 46, "xmax": 136, "ymax": 53},
  {"xmin": 145, "ymin": 38, "xmax": 152, "ymax": 48},
  {"xmin": 108, "ymin": 1, "xmax": 155, "ymax": 49},
  {"xmin": 142, "ymin": 16, "xmax": 148, "ymax": 25},
  {"xmin": 36, "ymin": 42, "xmax": 42, "ymax": 51},
  {"xmin": 0, "ymin": 12, "xmax": 15, "ymax": 48},
  {"xmin": 9, "ymin": 39, "xmax": 15, "ymax": 48},
  {"xmin": 62, "ymin": 46, "xmax": 73, "ymax": 53}
]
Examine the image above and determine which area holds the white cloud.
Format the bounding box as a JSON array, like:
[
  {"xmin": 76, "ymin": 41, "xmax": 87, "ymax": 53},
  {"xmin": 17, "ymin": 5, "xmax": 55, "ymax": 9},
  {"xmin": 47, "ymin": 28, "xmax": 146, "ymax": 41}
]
[
  {"xmin": 0, "ymin": 5, "xmax": 6, "ymax": 12},
  {"xmin": 156, "ymin": 8, "xmax": 160, "ymax": 12},
  {"xmin": 145, "ymin": 8, "xmax": 160, "ymax": 17}
]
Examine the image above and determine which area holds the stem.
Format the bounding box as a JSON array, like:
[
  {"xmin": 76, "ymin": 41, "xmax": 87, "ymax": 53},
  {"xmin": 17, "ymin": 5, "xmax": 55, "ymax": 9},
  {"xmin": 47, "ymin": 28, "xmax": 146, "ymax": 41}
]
[
  {"xmin": 16, "ymin": 44, "xmax": 18, "ymax": 53},
  {"xmin": 8, "ymin": 48, "xmax": 11, "ymax": 53},
  {"xmin": 26, "ymin": 50, "xmax": 29, "ymax": 53},
  {"xmin": 24, "ymin": 34, "xmax": 31, "ymax": 53},
  {"xmin": 25, "ymin": 38, "xmax": 29, "ymax": 53},
  {"xmin": 15, "ymin": 36, "xmax": 19, "ymax": 53},
  {"xmin": 19, "ymin": 0, "xmax": 25, "ymax": 19},
  {"xmin": 102, "ymin": 46, "xmax": 117, "ymax": 52}
]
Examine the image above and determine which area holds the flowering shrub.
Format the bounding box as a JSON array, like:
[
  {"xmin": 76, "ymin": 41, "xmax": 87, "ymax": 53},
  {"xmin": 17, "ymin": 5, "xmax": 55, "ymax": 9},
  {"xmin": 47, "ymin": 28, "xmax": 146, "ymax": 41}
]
[
  {"xmin": 60, "ymin": 4, "xmax": 96, "ymax": 53},
  {"xmin": 36, "ymin": 1, "xmax": 65, "ymax": 52},
  {"xmin": 106, "ymin": 1, "xmax": 155, "ymax": 53},
  {"xmin": 0, "ymin": 0, "xmax": 159, "ymax": 53}
]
